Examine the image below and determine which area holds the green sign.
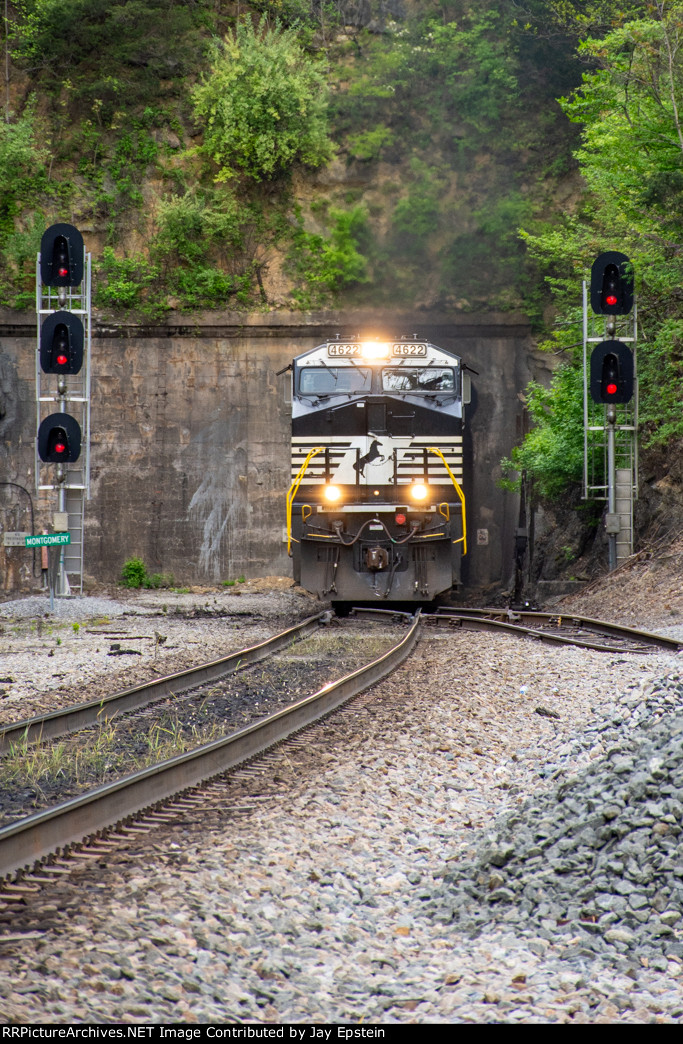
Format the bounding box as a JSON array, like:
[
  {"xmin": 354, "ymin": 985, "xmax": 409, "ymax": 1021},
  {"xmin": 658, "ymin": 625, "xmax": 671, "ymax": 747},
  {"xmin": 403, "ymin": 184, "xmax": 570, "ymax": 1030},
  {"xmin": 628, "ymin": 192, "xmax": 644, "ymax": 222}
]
[{"xmin": 25, "ymin": 533, "xmax": 71, "ymax": 548}]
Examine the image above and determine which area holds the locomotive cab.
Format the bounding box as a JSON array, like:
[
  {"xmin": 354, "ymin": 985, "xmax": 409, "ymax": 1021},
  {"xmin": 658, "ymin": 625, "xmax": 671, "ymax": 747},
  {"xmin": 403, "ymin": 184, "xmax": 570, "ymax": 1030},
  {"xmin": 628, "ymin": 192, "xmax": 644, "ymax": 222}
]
[{"xmin": 287, "ymin": 338, "xmax": 467, "ymax": 603}]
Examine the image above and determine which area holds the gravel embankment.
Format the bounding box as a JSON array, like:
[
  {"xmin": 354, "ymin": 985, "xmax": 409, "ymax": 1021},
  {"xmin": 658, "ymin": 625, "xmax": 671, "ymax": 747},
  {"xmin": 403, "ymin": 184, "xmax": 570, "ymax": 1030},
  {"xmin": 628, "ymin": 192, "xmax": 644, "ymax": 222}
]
[{"xmin": 1, "ymin": 594, "xmax": 683, "ymax": 1024}]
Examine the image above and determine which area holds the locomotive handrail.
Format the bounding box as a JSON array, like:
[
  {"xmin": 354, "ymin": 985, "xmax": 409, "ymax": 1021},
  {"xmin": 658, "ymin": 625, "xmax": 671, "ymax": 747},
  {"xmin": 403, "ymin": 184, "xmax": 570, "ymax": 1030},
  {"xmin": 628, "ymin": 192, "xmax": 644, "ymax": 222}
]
[
  {"xmin": 427, "ymin": 446, "xmax": 467, "ymax": 554},
  {"xmin": 286, "ymin": 446, "xmax": 325, "ymax": 554}
]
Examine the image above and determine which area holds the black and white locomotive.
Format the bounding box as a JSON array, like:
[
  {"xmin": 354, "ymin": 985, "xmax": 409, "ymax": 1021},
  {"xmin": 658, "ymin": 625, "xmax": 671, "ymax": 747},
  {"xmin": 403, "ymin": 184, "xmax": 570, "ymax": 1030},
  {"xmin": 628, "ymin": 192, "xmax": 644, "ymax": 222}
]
[{"xmin": 287, "ymin": 337, "xmax": 468, "ymax": 603}]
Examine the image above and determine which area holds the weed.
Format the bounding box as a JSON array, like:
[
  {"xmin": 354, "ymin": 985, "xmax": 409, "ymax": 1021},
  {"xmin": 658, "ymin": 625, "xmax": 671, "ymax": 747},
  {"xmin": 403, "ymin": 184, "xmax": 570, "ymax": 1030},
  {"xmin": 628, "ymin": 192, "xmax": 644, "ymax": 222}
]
[
  {"xmin": 120, "ymin": 557, "xmax": 175, "ymax": 589},
  {"xmin": 120, "ymin": 556, "xmax": 148, "ymax": 589}
]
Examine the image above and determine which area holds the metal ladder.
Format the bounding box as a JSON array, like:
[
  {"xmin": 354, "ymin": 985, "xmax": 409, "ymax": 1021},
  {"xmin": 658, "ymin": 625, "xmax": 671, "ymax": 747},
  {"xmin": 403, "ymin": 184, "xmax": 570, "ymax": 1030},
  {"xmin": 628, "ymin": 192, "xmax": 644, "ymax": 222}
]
[{"xmin": 63, "ymin": 486, "xmax": 85, "ymax": 594}]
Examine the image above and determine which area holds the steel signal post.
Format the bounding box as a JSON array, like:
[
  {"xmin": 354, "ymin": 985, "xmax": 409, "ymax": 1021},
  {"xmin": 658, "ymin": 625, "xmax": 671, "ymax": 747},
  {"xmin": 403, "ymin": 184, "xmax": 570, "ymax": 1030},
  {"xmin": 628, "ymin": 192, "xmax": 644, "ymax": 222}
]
[
  {"xmin": 583, "ymin": 253, "xmax": 637, "ymax": 572},
  {"xmin": 36, "ymin": 223, "xmax": 91, "ymax": 597}
]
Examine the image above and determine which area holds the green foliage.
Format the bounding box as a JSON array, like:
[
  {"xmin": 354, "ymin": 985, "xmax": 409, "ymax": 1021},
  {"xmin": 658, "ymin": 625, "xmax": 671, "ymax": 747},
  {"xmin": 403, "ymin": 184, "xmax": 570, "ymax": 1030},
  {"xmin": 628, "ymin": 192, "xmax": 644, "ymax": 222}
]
[
  {"xmin": 347, "ymin": 125, "xmax": 394, "ymax": 162},
  {"xmin": 287, "ymin": 204, "xmax": 370, "ymax": 306},
  {"xmin": 0, "ymin": 1, "xmax": 584, "ymax": 316},
  {"xmin": 333, "ymin": 8, "xmax": 523, "ymax": 149},
  {"xmin": 155, "ymin": 193, "xmax": 245, "ymax": 262},
  {"xmin": 151, "ymin": 190, "xmax": 280, "ymax": 310},
  {"xmin": 95, "ymin": 248, "xmax": 159, "ymax": 311},
  {"xmin": 0, "ymin": 214, "xmax": 44, "ymax": 309},
  {"xmin": 503, "ymin": 1, "xmax": 683, "ymax": 501},
  {"xmin": 192, "ymin": 18, "xmax": 333, "ymax": 182},
  {"xmin": 0, "ymin": 105, "xmax": 49, "ymax": 241},
  {"xmin": 638, "ymin": 318, "xmax": 683, "ymax": 446},
  {"xmin": 391, "ymin": 165, "xmax": 443, "ymax": 254},
  {"xmin": 14, "ymin": 0, "xmax": 207, "ymax": 111},
  {"xmin": 500, "ymin": 363, "xmax": 586, "ymax": 500},
  {"xmin": 327, "ymin": 4, "xmax": 579, "ymax": 309},
  {"xmin": 120, "ymin": 556, "xmax": 148, "ymax": 589},
  {"xmin": 119, "ymin": 556, "xmax": 174, "ymax": 589},
  {"xmin": 513, "ymin": 0, "xmax": 683, "ymax": 491},
  {"xmin": 145, "ymin": 571, "xmax": 175, "ymax": 590}
]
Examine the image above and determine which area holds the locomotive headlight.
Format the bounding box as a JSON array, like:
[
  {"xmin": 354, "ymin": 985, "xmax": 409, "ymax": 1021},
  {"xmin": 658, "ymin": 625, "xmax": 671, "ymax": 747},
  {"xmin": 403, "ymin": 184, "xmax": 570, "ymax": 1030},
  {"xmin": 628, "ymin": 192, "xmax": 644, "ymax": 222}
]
[
  {"xmin": 361, "ymin": 341, "xmax": 390, "ymax": 360},
  {"xmin": 410, "ymin": 482, "xmax": 429, "ymax": 502},
  {"xmin": 323, "ymin": 484, "xmax": 342, "ymax": 503}
]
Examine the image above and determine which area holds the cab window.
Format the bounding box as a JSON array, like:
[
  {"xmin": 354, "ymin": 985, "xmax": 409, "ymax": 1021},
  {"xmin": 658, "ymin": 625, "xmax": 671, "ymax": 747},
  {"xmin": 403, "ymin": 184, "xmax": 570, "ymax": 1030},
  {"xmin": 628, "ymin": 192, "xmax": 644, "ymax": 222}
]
[
  {"xmin": 299, "ymin": 366, "xmax": 371, "ymax": 395},
  {"xmin": 382, "ymin": 367, "xmax": 455, "ymax": 392}
]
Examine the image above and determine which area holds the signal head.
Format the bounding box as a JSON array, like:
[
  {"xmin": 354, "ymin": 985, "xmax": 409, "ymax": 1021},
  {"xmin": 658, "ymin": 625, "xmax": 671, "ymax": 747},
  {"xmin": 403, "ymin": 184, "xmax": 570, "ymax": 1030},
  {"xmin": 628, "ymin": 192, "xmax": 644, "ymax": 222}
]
[
  {"xmin": 590, "ymin": 251, "xmax": 633, "ymax": 315},
  {"xmin": 40, "ymin": 312, "xmax": 84, "ymax": 375},
  {"xmin": 37, "ymin": 413, "xmax": 82, "ymax": 463},
  {"xmin": 40, "ymin": 223, "xmax": 84, "ymax": 288},
  {"xmin": 589, "ymin": 341, "xmax": 634, "ymax": 404}
]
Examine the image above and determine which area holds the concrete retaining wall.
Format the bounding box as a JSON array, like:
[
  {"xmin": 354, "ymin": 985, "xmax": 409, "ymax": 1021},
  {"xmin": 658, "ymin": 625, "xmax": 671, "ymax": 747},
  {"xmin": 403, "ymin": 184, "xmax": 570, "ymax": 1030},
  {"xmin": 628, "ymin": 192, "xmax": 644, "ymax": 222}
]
[{"xmin": 0, "ymin": 309, "xmax": 552, "ymax": 595}]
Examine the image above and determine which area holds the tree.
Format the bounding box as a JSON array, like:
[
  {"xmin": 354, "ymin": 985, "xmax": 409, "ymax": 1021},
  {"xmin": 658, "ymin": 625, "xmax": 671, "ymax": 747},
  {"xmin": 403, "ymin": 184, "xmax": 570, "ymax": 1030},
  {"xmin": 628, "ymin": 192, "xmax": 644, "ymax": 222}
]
[{"xmin": 510, "ymin": 0, "xmax": 683, "ymax": 498}]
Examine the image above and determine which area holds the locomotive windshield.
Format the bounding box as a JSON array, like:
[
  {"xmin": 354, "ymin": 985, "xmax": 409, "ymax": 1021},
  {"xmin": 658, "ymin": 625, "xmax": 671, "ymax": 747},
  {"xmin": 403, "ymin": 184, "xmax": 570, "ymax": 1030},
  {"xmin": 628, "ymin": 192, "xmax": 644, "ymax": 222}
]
[
  {"xmin": 382, "ymin": 367, "xmax": 455, "ymax": 392},
  {"xmin": 299, "ymin": 366, "xmax": 371, "ymax": 395}
]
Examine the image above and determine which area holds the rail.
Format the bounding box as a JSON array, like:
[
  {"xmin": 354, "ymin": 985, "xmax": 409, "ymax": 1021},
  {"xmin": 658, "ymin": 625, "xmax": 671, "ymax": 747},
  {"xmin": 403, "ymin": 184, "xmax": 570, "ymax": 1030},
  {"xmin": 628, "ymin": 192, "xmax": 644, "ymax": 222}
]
[
  {"xmin": 0, "ymin": 613, "xmax": 422, "ymax": 882},
  {"xmin": 431, "ymin": 608, "xmax": 682, "ymax": 653},
  {"xmin": 0, "ymin": 614, "xmax": 325, "ymax": 752}
]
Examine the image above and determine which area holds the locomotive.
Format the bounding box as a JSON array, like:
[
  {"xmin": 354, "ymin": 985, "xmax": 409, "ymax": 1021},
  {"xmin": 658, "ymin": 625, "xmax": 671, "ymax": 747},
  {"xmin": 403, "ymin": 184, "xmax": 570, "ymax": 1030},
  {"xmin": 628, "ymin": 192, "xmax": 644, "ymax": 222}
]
[{"xmin": 287, "ymin": 337, "xmax": 469, "ymax": 603}]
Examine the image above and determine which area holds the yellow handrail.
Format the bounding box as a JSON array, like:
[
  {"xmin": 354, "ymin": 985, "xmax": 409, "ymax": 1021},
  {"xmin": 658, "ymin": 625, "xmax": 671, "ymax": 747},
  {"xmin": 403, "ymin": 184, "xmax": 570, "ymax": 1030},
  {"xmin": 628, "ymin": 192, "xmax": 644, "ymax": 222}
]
[
  {"xmin": 427, "ymin": 447, "xmax": 467, "ymax": 555},
  {"xmin": 286, "ymin": 447, "xmax": 324, "ymax": 554}
]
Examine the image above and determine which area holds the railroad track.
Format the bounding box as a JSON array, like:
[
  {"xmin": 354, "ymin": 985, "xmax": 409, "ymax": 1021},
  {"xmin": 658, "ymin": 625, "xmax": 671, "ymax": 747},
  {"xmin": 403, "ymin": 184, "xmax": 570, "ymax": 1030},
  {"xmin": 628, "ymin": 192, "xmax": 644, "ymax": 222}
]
[
  {"xmin": 0, "ymin": 612, "xmax": 421, "ymax": 885},
  {"xmin": 0, "ymin": 612, "xmax": 326, "ymax": 753},
  {"xmin": 431, "ymin": 607, "xmax": 683, "ymax": 654},
  {"xmin": 1, "ymin": 605, "xmax": 678, "ymax": 891}
]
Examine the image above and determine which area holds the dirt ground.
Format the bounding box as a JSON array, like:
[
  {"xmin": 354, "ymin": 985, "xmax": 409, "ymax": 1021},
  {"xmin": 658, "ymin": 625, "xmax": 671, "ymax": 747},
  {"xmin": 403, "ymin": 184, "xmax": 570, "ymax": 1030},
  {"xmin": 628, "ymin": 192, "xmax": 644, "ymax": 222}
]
[{"xmin": 557, "ymin": 533, "xmax": 683, "ymax": 630}]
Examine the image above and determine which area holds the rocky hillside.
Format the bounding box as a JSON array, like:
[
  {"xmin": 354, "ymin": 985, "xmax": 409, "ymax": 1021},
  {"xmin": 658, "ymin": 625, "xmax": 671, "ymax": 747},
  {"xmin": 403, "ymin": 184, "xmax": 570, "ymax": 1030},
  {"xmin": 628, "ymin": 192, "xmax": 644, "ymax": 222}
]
[{"xmin": 0, "ymin": 0, "xmax": 580, "ymax": 317}]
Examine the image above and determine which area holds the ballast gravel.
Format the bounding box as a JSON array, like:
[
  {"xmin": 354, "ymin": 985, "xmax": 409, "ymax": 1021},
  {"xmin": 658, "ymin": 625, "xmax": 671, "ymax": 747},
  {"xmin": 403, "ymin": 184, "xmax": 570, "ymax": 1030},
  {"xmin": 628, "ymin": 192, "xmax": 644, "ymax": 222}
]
[
  {"xmin": 1, "ymin": 590, "xmax": 683, "ymax": 1023},
  {"xmin": 0, "ymin": 583, "xmax": 319, "ymax": 724}
]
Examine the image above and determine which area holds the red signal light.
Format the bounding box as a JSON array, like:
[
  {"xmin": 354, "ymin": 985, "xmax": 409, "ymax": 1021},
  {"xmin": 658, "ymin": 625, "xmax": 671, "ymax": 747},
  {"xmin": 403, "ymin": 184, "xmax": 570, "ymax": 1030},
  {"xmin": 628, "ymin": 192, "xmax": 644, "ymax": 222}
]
[
  {"xmin": 56, "ymin": 353, "xmax": 68, "ymax": 367},
  {"xmin": 606, "ymin": 382, "xmax": 618, "ymax": 396},
  {"xmin": 54, "ymin": 441, "xmax": 66, "ymax": 454},
  {"xmin": 605, "ymin": 293, "xmax": 618, "ymax": 307},
  {"xmin": 57, "ymin": 247, "xmax": 69, "ymax": 279}
]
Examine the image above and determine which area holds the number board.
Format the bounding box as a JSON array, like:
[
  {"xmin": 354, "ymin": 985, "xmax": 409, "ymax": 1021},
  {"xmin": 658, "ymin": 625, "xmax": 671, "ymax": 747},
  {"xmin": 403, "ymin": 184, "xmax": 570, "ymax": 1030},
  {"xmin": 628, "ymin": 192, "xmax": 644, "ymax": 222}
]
[
  {"xmin": 327, "ymin": 343, "xmax": 360, "ymax": 357},
  {"xmin": 392, "ymin": 342, "xmax": 427, "ymax": 357},
  {"xmin": 326, "ymin": 342, "xmax": 428, "ymax": 358}
]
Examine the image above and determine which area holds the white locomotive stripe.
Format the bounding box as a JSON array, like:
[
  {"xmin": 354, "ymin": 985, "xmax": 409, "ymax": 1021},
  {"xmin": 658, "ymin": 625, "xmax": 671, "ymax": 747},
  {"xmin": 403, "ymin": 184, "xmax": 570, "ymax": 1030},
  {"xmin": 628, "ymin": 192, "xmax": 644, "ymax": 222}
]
[
  {"xmin": 409, "ymin": 436, "xmax": 464, "ymax": 443},
  {"xmin": 291, "ymin": 478, "xmax": 462, "ymax": 486},
  {"xmin": 293, "ymin": 435, "xmax": 463, "ymax": 444}
]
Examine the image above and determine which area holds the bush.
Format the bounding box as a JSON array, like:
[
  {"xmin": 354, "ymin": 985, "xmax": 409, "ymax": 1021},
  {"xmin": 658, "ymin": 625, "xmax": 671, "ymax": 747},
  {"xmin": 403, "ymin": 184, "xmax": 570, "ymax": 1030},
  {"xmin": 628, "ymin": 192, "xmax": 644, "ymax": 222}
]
[
  {"xmin": 287, "ymin": 204, "xmax": 369, "ymax": 306},
  {"xmin": 120, "ymin": 556, "xmax": 148, "ymax": 588},
  {"xmin": 191, "ymin": 17, "xmax": 333, "ymax": 182},
  {"xmin": 95, "ymin": 247, "xmax": 159, "ymax": 310},
  {"xmin": 120, "ymin": 557, "xmax": 174, "ymax": 588}
]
